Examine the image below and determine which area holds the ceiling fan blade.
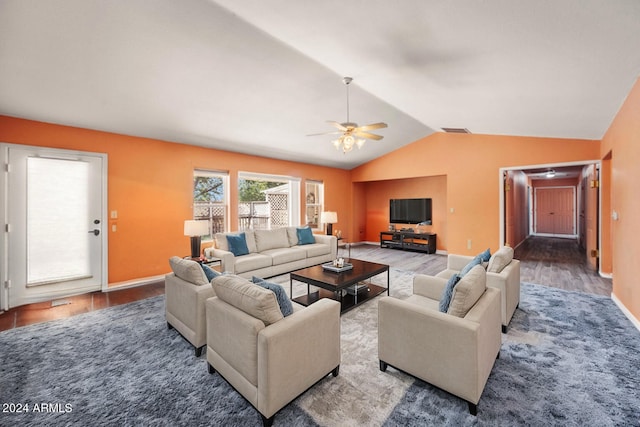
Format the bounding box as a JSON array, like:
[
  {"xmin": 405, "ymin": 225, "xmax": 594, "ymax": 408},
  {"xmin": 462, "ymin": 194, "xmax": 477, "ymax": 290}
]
[
  {"xmin": 353, "ymin": 131, "xmax": 384, "ymax": 140},
  {"xmin": 327, "ymin": 120, "xmax": 348, "ymax": 131},
  {"xmin": 307, "ymin": 131, "xmax": 343, "ymax": 137},
  {"xmin": 355, "ymin": 122, "xmax": 388, "ymax": 132}
]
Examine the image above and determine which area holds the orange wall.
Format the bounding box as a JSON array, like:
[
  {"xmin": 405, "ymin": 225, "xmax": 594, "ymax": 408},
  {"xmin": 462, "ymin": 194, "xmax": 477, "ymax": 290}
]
[
  {"xmin": 360, "ymin": 176, "xmax": 447, "ymax": 250},
  {"xmin": 0, "ymin": 116, "xmax": 351, "ymax": 284},
  {"xmin": 352, "ymin": 132, "xmax": 600, "ymax": 256},
  {"xmin": 600, "ymin": 77, "xmax": 640, "ymax": 321}
]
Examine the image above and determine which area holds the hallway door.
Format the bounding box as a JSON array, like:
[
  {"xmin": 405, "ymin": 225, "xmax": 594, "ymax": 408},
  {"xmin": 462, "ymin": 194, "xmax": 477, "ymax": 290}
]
[
  {"xmin": 535, "ymin": 187, "xmax": 575, "ymax": 236},
  {"xmin": 3, "ymin": 145, "xmax": 106, "ymax": 309}
]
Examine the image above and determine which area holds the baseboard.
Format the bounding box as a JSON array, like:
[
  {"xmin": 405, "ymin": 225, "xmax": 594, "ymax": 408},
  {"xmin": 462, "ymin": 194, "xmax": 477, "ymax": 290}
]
[
  {"xmin": 599, "ymin": 271, "xmax": 613, "ymax": 279},
  {"xmin": 611, "ymin": 292, "xmax": 640, "ymax": 332},
  {"xmin": 106, "ymin": 274, "xmax": 166, "ymax": 292}
]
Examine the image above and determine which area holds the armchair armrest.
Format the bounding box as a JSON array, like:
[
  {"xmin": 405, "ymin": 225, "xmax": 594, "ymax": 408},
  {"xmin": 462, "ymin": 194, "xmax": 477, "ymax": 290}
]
[
  {"xmin": 257, "ymin": 298, "xmax": 340, "ymax": 418},
  {"xmin": 447, "ymin": 254, "xmax": 474, "ymax": 271},
  {"xmin": 413, "ymin": 274, "xmax": 447, "ymax": 300}
]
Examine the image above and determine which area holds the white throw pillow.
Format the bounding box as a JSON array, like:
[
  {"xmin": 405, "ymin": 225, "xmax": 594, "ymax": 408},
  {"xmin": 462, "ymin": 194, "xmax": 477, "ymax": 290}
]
[{"xmin": 447, "ymin": 265, "xmax": 487, "ymax": 318}]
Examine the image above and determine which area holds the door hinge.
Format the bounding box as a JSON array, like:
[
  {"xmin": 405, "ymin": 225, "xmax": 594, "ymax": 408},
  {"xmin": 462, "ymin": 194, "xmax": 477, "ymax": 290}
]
[
  {"xmin": 590, "ymin": 249, "xmax": 599, "ymax": 258},
  {"xmin": 5, "ymin": 224, "xmax": 9, "ymax": 233},
  {"xmin": 4, "ymin": 280, "xmax": 10, "ymax": 289},
  {"xmin": 4, "ymin": 163, "xmax": 9, "ymax": 173},
  {"xmin": 590, "ymin": 179, "xmax": 599, "ymax": 188}
]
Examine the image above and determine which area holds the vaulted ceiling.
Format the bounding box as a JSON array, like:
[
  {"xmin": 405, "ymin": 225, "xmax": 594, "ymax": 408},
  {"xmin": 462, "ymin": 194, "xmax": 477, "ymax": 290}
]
[{"xmin": 1, "ymin": 0, "xmax": 639, "ymax": 169}]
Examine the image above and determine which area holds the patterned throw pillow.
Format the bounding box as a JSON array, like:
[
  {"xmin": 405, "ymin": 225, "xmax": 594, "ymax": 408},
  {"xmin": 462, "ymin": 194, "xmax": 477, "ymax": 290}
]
[
  {"xmin": 439, "ymin": 274, "xmax": 462, "ymax": 313},
  {"xmin": 252, "ymin": 276, "xmax": 294, "ymax": 317},
  {"xmin": 200, "ymin": 264, "xmax": 220, "ymax": 281}
]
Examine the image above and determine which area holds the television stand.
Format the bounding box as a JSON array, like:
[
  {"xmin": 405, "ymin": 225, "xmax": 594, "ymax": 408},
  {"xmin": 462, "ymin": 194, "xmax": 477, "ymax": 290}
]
[{"xmin": 380, "ymin": 231, "xmax": 437, "ymax": 254}]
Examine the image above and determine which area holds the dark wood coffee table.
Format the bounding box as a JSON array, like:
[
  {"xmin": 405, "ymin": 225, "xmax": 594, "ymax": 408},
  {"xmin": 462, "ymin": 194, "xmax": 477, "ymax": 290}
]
[{"xmin": 289, "ymin": 259, "xmax": 389, "ymax": 313}]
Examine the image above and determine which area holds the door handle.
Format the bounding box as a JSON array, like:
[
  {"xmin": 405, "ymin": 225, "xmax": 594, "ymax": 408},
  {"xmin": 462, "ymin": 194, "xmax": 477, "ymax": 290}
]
[{"xmin": 89, "ymin": 229, "xmax": 100, "ymax": 236}]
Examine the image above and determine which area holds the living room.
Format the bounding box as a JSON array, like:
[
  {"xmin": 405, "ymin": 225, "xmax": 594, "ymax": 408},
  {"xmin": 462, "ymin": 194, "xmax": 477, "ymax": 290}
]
[{"xmin": 1, "ymin": 1, "xmax": 639, "ymax": 425}]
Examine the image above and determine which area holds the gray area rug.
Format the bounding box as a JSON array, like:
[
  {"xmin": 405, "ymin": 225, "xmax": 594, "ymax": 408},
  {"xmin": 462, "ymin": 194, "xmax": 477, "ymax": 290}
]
[{"xmin": 1, "ymin": 270, "xmax": 639, "ymax": 426}]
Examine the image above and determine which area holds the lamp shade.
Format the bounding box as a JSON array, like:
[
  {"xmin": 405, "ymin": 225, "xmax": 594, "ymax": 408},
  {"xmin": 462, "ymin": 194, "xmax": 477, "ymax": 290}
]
[
  {"xmin": 320, "ymin": 211, "xmax": 338, "ymax": 224},
  {"xmin": 184, "ymin": 220, "xmax": 208, "ymax": 236}
]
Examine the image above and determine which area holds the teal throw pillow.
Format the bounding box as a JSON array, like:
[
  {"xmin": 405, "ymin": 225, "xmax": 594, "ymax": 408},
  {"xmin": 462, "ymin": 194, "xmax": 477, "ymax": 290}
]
[
  {"xmin": 252, "ymin": 277, "xmax": 293, "ymax": 317},
  {"xmin": 201, "ymin": 263, "xmax": 220, "ymax": 281},
  {"xmin": 478, "ymin": 248, "xmax": 491, "ymax": 263},
  {"xmin": 226, "ymin": 233, "xmax": 249, "ymax": 256},
  {"xmin": 296, "ymin": 226, "xmax": 315, "ymax": 245},
  {"xmin": 439, "ymin": 274, "xmax": 461, "ymax": 313},
  {"xmin": 460, "ymin": 256, "xmax": 482, "ymax": 277}
]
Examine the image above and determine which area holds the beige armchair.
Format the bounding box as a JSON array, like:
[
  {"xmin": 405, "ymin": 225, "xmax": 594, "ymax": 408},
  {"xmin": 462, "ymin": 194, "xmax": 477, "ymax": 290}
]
[
  {"xmin": 378, "ymin": 265, "xmax": 502, "ymax": 415},
  {"xmin": 436, "ymin": 247, "xmax": 520, "ymax": 332},
  {"xmin": 206, "ymin": 274, "xmax": 341, "ymax": 427},
  {"xmin": 165, "ymin": 256, "xmax": 215, "ymax": 356}
]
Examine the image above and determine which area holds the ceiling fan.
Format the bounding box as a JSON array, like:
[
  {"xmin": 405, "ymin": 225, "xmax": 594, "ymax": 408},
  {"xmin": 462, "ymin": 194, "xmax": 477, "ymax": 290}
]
[{"xmin": 308, "ymin": 77, "xmax": 387, "ymax": 153}]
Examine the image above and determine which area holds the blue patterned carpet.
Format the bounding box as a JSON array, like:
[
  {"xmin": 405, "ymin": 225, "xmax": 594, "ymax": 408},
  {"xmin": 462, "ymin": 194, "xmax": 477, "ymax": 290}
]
[{"xmin": 1, "ymin": 272, "xmax": 639, "ymax": 426}]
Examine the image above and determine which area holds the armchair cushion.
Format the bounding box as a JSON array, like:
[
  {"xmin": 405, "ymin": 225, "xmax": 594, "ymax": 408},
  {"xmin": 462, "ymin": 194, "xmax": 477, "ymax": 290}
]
[
  {"xmin": 212, "ymin": 275, "xmax": 284, "ymax": 325},
  {"xmin": 487, "ymin": 246, "xmax": 514, "ymax": 273},
  {"xmin": 448, "ymin": 265, "xmax": 487, "ymax": 318},
  {"xmin": 252, "ymin": 276, "xmax": 294, "ymax": 317},
  {"xmin": 168, "ymin": 256, "xmax": 208, "ymax": 286}
]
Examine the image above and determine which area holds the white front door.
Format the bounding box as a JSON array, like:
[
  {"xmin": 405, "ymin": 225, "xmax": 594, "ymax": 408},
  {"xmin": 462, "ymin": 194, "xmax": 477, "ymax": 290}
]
[{"xmin": 3, "ymin": 145, "xmax": 106, "ymax": 309}]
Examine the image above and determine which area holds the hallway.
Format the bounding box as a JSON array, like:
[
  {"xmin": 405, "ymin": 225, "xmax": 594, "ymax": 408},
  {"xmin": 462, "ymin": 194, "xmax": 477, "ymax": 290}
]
[{"xmin": 514, "ymin": 236, "xmax": 611, "ymax": 296}]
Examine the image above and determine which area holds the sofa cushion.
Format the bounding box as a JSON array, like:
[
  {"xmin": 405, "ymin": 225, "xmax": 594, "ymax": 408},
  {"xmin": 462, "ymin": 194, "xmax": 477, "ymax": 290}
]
[
  {"xmin": 438, "ymin": 274, "xmax": 462, "ymax": 313},
  {"xmin": 286, "ymin": 226, "xmax": 299, "ymax": 247},
  {"xmin": 214, "ymin": 233, "xmax": 229, "ymax": 251},
  {"xmin": 252, "ymin": 276, "xmax": 293, "ymax": 317},
  {"xmin": 487, "ymin": 246, "xmax": 514, "ymax": 273},
  {"xmin": 448, "ymin": 265, "xmax": 487, "ymax": 318},
  {"xmin": 304, "ymin": 243, "xmax": 331, "ymax": 257},
  {"xmin": 244, "ymin": 230, "xmax": 258, "ymax": 253},
  {"xmin": 261, "ymin": 247, "xmax": 307, "ymax": 265},
  {"xmin": 227, "ymin": 233, "xmax": 250, "ymax": 256},
  {"xmin": 254, "ymin": 228, "xmax": 290, "ymax": 252},
  {"xmin": 168, "ymin": 256, "xmax": 209, "ymax": 286},
  {"xmin": 234, "ymin": 253, "xmax": 273, "ymax": 274},
  {"xmin": 212, "ymin": 275, "xmax": 284, "ymax": 325},
  {"xmin": 296, "ymin": 226, "xmax": 315, "ymax": 245}
]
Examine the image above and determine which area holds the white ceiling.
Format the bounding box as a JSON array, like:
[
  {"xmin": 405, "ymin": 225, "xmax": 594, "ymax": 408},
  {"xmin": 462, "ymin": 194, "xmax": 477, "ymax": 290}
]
[{"xmin": 1, "ymin": 0, "xmax": 639, "ymax": 169}]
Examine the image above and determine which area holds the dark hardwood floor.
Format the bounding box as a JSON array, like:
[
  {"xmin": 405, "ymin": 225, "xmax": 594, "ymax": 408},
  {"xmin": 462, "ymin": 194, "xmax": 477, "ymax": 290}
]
[{"xmin": 0, "ymin": 236, "xmax": 610, "ymax": 332}]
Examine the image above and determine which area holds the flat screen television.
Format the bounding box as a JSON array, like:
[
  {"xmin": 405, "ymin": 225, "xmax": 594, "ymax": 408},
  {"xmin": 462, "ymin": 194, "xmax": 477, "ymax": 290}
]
[{"xmin": 389, "ymin": 198, "xmax": 432, "ymax": 224}]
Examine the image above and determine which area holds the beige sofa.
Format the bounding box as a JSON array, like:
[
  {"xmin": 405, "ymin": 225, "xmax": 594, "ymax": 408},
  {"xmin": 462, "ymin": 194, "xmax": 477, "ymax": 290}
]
[
  {"xmin": 204, "ymin": 227, "xmax": 337, "ymax": 278},
  {"xmin": 206, "ymin": 274, "xmax": 341, "ymax": 427},
  {"xmin": 378, "ymin": 265, "xmax": 502, "ymax": 415},
  {"xmin": 165, "ymin": 256, "xmax": 215, "ymax": 356},
  {"xmin": 436, "ymin": 246, "xmax": 520, "ymax": 333}
]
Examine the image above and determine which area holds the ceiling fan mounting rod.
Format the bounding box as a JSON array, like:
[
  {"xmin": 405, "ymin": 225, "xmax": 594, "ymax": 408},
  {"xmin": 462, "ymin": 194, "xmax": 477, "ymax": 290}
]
[{"xmin": 344, "ymin": 76, "xmax": 352, "ymax": 124}]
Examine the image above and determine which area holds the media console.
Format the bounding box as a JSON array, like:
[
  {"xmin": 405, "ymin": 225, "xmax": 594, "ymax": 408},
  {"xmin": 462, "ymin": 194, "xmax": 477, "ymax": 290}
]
[{"xmin": 380, "ymin": 231, "xmax": 437, "ymax": 254}]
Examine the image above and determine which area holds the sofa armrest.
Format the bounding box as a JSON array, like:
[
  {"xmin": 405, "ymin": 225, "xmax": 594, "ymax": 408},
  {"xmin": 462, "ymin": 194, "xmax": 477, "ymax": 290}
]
[
  {"xmin": 447, "ymin": 254, "xmax": 474, "ymax": 271},
  {"xmin": 413, "ymin": 274, "xmax": 447, "ymax": 300},
  {"xmin": 209, "ymin": 248, "xmax": 235, "ymax": 273},
  {"xmin": 257, "ymin": 298, "xmax": 340, "ymax": 418}
]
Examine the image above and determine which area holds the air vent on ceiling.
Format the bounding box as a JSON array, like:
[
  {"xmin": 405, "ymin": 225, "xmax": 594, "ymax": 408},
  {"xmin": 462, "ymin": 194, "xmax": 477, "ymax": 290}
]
[{"xmin": 441, "ymin": 127, "xmax": 471, "ymax": 134}]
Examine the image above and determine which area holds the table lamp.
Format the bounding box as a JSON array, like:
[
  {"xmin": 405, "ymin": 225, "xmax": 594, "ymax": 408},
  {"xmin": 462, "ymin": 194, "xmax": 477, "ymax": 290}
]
[
  {"xmin": 184, "ymin": 220, "xmax": 209, "ymax": 258},
  {"xmin": 320, "ymin": 211, "xmax": 338, "ymax": 236}
]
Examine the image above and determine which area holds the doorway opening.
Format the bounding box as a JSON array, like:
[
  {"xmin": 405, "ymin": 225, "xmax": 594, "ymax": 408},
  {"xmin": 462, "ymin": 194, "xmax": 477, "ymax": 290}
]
[{"xmin": 499, "ymin": 160, "xmax": 603, "ymax": 276}]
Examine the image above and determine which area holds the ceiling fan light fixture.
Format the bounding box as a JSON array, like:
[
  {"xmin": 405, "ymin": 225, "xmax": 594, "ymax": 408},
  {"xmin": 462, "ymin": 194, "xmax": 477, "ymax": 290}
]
[
  {"xmin": 356, "ymin": 138, "xmax": 366, "ymax": 149},
  {"xmin": 546, "ymin": 170, "xmax": 556, "ymax": 178}
]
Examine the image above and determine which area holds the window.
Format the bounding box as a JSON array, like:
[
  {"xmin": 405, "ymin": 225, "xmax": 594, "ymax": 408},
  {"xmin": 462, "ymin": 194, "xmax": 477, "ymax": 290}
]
[
  {"xmin": 305, "ymin": 180, "xmax": 324, "ymax": 230},
  {"xmin": 193, "ymin": 170, "xmax": 228, "ymax": 239},
  {"xmin": 238, "ymin": 172, "xmax": 300, "ymax": 230}
]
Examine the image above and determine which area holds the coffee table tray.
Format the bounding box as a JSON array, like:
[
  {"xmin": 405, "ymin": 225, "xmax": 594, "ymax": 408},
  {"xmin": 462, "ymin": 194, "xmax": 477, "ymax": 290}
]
[{"xmin": 322, "ymin": 262, "xmax": 353, "ymax": 273}]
